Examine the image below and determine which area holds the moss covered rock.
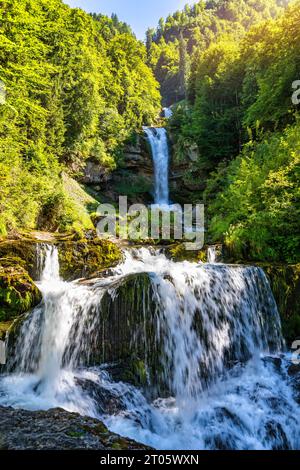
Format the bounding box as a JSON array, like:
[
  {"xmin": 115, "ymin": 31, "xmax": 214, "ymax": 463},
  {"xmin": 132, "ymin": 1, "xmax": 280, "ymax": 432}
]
[
  {"xmin": 58, "ymin": 239, "xmax": 122, "ymax": 280},
  {"xmin": 262, "ymin": 264, "xmax": 300, "ymax": 345},
  {"xmin": 166, "ymin": 243, "xmax": 202, "ymax": 263},
  {"xmin": 0, "ymin": 406, "xmax": 151, "ymax": 450},
  {"xmin": 0, "ymin": 240, "xmax": 36, "ymax": 277},
  {"xmin": 0, "ymin": 321, "xmax": 13, "ymax": 341},
  {"xmin": 0, "ymin": 258, "xmax": 42, "ymax": 322}
]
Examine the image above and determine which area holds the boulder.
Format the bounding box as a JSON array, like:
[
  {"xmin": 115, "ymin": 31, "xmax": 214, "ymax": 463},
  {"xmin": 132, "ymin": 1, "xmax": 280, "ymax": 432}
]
[
  {"xmin": 262, "ymin": 264, "xmax": 300, "ymax": 344},
  {"xmin": 58, "ymin": 239, "xmax": 122, "ymax": 281},
  {"xmin": 0, "ymin": 257, "xmax": 42, "ymax": 322},
  {"xmin": 0, "ymin": 240, "xmax": 36, "ymax": 278},
  {"xmin": 0, "ymin": 406, "xmax": 150, "ymax": 450}
]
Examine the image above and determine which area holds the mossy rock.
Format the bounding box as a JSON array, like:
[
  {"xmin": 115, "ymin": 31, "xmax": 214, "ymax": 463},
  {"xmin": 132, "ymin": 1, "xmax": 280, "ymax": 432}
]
[
  {"xmin": 86, "ymin": 273, "xmax": 168, "ymax": 394},
  {"xmin": 58, "ymin": 239, "xmax": 122, "ymax": 280},
  {"xmin": 0, "ymin": 258, "xmax": 42, "ymax": 322},
  {"xmin": 0, "ymin": 321, "xmax": 13, "ymax": 341},
  {"xmin": 261, "ymin": 264, "xmax": 300, "ymax": 345},
  {"xmin": 0, "ymin": 240, "xmax": 36, "ymax": 277},
  {"xmin": 166, "ymin": 242, "xmax": 202, "ymax": 263}
]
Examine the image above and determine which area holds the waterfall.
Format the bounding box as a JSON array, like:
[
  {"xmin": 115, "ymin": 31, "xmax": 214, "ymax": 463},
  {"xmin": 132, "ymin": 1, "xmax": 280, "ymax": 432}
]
[
  {"xmin": 0, "ymin": 245, "xmax": 299, "ymax": 450},
  {"xmin": 144, "ymin": 127, "xmax": 170, "ymax": 206},
  {"xmin": 207, "ymin": 246, "xmax": 217, "ymax": 264},
  {"xmin": 163, "ymin": 107, "xmax": 173, "ymax": 119}
]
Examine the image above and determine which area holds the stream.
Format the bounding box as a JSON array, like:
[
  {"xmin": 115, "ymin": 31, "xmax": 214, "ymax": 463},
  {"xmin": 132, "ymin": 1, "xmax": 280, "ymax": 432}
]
[{"xmin": 0, "ymin": 245, "xmax": 299, "ymax": 450}]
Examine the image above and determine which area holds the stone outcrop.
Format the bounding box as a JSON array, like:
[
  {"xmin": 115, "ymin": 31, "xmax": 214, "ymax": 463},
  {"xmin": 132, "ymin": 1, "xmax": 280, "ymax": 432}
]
[
  {"xmin": 122, "ymin": 134, "xmax": 153, "ymax": 175},
  {"xmin": 99, "ymin": 133, "xmax": 155, "ymax": 205},
  {"xmin": 58, "ymin": 239, "xmax": 122, "ymax": 281},
  {"xmin": 82, "ymin": 273, "xmax": 162, "ymax": 390},
  {"xmin": 167, "ymin": 132, "xmax": 207, "ymax": 204},
  {"xmin": 0, "ymin": 257, "xmax": 42, "ymax": 323},
  {"xmin": 0, "ymin": 406, "xmax": 150, "ymax": 450},
  {"xmin": 0, "ymin": 234, "xmax": 122, "ymax": 283},
  {"xmin": 262, "ymin": 264, "xmax": 300, "ymax": 344},
  {"xmin": 0, "ymin": 239, "xmax": 37, "ymax": 278},
  {"xmin": 80, "ymin": 158, "xmax": 112, "ymax": 186}
]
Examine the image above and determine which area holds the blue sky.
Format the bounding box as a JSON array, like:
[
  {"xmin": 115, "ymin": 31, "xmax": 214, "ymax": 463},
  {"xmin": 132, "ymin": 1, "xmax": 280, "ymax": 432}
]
[{"xmin": 64, "ymin": 1, "xmax": 196, "ymax": 39}]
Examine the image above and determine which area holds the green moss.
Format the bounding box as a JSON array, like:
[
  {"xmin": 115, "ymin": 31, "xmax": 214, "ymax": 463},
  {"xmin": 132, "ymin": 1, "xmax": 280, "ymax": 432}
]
[
  {"xmin": 0, "ymin": 241, "xmax": 36, "ymax": 274},
  {"xmin": 111, "ymin": 441, "xmax": 123, "ymax": 450},
  {"xmin": 58, "ymin": 238, "xmax": 122, "ymax": 280},
  {"xmin": 0, "ymin": 321, "xmax": 13, "ymax": 341},
  {"xmin": 66, "ymin": 429, "xmax": 86, "ymax": 438},
  {"xmin": 167, "ymin": 243, "xmax": 201, "ymax": 263},
  {"xmin": 92, "ymin": 422, "xmax": 109, "ymax": 436},
  {"xmin": 262, "ymin": 264, "xmax": 300, "ymax": 344},
  {"xmin": 0, "ymin": 258, "xmax": 42, "ymax": 322},
  {"xmin": 118, "ymin": 357, "xmax": 149, "ymax": 387}
]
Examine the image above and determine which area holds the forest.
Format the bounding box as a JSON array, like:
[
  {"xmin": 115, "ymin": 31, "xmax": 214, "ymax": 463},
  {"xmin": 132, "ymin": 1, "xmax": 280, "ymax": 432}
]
[
  {"xmin": 150, "ymin": 0, "xmax": 299, "ymax": 263},
  {"xmin": 0, "ymin": 0, "xmax": 300, "ymax": 455},
  {"xmin": 0, "ymin": 0, "xmax": 160, "ymax": 236},
  {"xmin": 0, "ymin": 0, "xmax": 298, "ymax": 264}
]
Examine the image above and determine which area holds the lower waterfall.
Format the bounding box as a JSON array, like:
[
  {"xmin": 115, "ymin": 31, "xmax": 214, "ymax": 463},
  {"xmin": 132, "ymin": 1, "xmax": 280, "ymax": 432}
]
[{"xmin": 0, "ymin": 245, "xmax": 299, "ymax": 450}]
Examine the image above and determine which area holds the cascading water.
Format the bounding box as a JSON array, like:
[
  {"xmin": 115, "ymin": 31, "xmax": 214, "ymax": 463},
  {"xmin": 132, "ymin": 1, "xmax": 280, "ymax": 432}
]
[
  {"xmin": 0, "ymin": 245, "xmax": 299, "ymax": 450},
  {"xmin": 144, "ymin": 127, "xmax": 170, "ymax": 206},
  {"xmin": 207, "ymin": 246, "xmax": 217, "ymax": 264},
  {"xmin": 163, "ymin": 107, "xmax": 173, "ymax": 119}
]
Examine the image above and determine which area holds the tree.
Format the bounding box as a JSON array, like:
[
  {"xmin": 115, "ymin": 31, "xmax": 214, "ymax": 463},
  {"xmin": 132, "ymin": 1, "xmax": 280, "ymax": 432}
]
[{"xmin": 178, "ymin": 33, "xmax": 189, "ymax": 99}]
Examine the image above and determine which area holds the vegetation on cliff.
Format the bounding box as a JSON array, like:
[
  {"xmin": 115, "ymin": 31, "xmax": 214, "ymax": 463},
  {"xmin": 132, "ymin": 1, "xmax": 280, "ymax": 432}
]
[
  {"xmin": 164, "ymin": 0, "xmax": 299, "ymax": 264},
  {"xmin": 0, "ymin": 0, "xmax": 160, "ymax": 237}
]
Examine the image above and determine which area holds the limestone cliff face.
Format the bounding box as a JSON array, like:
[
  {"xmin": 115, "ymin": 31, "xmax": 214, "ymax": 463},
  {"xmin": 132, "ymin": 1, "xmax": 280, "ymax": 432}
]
[
  {"xmin": 80, "ymin": 158, "xmax": 112, "ymax": 186},
  {"xmin": 84, "ymin": 132, "xmax": 155, "ymax": 206}
]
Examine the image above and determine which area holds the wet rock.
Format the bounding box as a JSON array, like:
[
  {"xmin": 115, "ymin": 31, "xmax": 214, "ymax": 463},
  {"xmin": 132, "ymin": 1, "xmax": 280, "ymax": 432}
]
[
  {"xmin": 264, "ymin": 421, "xmax": 290, "ymax": 450},
  {"xmin": 0, "ymin": 240, "xmax": 36, "ymax": 277},
  {"xmin": 288, "ymin": 363, "xmax": 300, "ymax": 377},
  {"xmin": 262, "ymin": 356, "xmax": 282, "ymax": 373},
  {"xmin": 0, "ymin": 321, "xmax": 13, "ymax": 342},
  {"xmin": 0, "ymin": 406, "xmax": 150, "ymax": 450},
  {"xmin": 258, "ymin": 264, "xmax": 300, "ymax": 344},
  {"xmin": 205, "ymin": 433, "xmax": 241, "ymax": 451},
  {"xmin": 74, "ymin": 378, "xmax": 125, "ymax": 415}
]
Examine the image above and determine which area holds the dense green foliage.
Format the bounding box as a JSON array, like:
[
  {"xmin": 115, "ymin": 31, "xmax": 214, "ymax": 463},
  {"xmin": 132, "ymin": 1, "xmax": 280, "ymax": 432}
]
[
  {"xmin": 0, "ymin": 0, "xmax": 299, "ymax": 265},
  {"xmin": 0, "ymin": 0, "xmax": 160, "ymax": 236},
  {"xmin": 165, "ymin": 1, "xmax": 300, "ymax": 263},
  {"xmin": 147, "ymin": 0, "xmax": 287, "ymax": 106},
  {"xmin": 207, "ymin": 122, "xmax": 300, "ymax": 262}
]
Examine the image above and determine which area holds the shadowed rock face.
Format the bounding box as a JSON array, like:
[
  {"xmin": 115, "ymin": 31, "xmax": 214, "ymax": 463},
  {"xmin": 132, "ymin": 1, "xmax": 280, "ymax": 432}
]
[
  {"xmin": 0, "ymin": 406, "xmax": 151, "ymax": 450},
  {"xmin": 70, "ymin": 273, "xmax": 161, "ymax": 391},
  {"xmin": 262, "ymin": 264, "xmax": 300, "ymax": 344}
]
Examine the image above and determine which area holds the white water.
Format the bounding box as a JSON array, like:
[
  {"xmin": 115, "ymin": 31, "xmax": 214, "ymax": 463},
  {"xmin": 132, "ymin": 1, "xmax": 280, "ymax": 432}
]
[
  {"xmin": 163, "ymin": 107, "xmax": 173, "ymax": 119},
  {"xmin": 144, "ymin": 127, "xmax": 170, "ymax": 206},
  {"xmin": 0, "ymin": 245, "xmax": 299, "ymax": 450},
  {"xmin": 207, "ymin": 246, "xmax": 217, "ymax": 264}
]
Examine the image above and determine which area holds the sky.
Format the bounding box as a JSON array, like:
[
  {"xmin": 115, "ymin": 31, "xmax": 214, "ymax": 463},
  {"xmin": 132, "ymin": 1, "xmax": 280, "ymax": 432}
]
[{"xmin": 65, "ymin": 0, "xmax": 196, "ymax": 40}]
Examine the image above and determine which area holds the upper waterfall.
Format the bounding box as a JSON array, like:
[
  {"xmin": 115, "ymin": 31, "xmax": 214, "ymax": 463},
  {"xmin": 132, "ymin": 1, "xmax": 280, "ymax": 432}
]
[
  {"xmin": 144, "ymin": 127, "xmax": 170, "ymax": 206},
  {"xmin": 163, "ymin": 107, "xmax": 173, "ymax": 119}
]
